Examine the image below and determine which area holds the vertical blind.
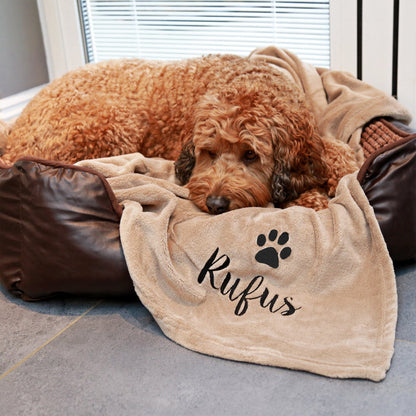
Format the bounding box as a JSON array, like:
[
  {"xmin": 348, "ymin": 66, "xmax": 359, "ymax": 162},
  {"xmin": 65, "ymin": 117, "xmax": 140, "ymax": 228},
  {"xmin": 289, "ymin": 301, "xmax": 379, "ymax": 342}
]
[{"xmin": 78, "ymin": 0, "xmax": 330, "ymax": 67}]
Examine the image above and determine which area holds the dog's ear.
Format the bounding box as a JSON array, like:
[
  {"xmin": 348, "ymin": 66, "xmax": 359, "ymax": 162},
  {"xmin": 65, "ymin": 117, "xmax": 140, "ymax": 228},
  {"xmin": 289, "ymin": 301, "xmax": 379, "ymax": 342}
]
[
  {"xmin": 271, "ymin": 167, "xmax": 299, "ymax": 206},
  {"xmin": 174, "ymin": 140, "xmax": 196, "ymax": 184},
  {"xmin": 270, "ymin": 108, "xmax": 328, "ymax": 207}
]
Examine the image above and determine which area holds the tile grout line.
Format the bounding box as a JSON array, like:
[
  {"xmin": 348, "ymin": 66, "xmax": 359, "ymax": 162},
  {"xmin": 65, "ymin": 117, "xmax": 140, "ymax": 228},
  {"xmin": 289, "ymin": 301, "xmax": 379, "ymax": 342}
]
[
  {"xmin": 396, "ymin": 338, "xmax": 416, "ymax": 346},
  {"xmin": 0, "ymin": 299, "xmax": 103, "ymax": 381}
]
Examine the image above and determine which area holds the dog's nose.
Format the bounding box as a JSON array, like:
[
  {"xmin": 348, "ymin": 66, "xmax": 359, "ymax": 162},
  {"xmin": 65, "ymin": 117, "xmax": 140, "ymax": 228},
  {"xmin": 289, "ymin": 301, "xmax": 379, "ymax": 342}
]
[{"xmin": 206, "ymin": 195, "xmax": 230, "ymax": 215}]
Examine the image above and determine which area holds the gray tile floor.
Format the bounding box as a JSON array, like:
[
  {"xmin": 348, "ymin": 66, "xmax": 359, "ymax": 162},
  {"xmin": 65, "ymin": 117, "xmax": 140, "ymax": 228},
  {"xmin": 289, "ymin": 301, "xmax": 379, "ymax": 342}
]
[{"xmin": 1, "ymin": 261, "xmax": 415, "ymax": 416}]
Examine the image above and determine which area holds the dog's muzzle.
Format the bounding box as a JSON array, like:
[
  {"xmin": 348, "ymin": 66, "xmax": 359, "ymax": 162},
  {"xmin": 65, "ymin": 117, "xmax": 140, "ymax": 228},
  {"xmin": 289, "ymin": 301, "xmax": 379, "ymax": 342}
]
[{"xmin": 206, "ymin": 195, "xmax": 230, "ymax": 215}]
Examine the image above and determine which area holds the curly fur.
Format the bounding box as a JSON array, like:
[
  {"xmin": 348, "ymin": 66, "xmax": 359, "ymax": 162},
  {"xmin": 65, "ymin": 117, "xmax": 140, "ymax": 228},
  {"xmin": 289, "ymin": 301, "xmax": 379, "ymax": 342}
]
[
  {"xmin": 0, "ymin": 120, "xmax": 10, "ymax": 156},
  {"xmin": 1, "ymin": 54, "xmax": 358, "ymax": 213}
]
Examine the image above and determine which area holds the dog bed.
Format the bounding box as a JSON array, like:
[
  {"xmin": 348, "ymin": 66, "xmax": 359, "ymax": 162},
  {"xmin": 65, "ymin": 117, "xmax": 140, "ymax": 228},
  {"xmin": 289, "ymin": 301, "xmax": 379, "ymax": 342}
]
[
  {"xmin": 0, "ymin": 118, "xmax": 414, "ymax": 381},
  {"xmin": 1, "ymin": 47, "xmax": 416, "ymax": 381}
]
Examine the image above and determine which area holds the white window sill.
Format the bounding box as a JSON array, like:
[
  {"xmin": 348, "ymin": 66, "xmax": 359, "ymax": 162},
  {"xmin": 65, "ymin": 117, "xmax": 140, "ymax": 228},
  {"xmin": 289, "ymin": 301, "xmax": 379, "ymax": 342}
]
[{"xmin": 0, "ymin": 85, "xmax": 46, "ymax": 122}]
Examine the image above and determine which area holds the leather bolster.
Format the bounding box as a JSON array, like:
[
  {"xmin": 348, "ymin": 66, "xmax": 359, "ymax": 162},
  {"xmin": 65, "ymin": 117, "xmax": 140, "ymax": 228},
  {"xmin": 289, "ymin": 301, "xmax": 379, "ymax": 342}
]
[
  {"xmin": 359, "ymin": 119, "xmax": 416, "ymax": 262},
  {"xmin": 0, "ymin": 158, "xmax": 134, "ymax": 300}
]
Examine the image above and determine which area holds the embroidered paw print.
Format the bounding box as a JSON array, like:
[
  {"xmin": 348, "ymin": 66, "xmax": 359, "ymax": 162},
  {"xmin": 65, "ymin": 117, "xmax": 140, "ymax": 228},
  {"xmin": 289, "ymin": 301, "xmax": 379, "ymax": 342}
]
[{"xmin": 255, "ymin": 229, "xmax": 292, "ymax": 269}]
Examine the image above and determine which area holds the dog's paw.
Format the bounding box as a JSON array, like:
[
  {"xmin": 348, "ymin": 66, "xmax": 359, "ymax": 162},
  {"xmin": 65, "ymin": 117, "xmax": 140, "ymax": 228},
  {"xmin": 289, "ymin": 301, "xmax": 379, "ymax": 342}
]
[{"xmin": 255, "ymin": 229, "xmax": 291, "ymax": 269}]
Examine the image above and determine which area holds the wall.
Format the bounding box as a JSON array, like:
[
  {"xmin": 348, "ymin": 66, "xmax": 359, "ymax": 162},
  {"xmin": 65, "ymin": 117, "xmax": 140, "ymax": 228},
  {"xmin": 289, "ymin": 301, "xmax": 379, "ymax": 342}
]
[{"xmin": 0, "ymin": 0, "xmax": 49, "ymax": 98}]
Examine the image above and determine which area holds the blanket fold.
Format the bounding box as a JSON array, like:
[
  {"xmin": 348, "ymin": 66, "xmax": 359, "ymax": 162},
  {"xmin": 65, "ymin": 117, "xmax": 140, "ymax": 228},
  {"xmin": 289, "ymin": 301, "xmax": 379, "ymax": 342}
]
[
  {"xmin": 248, "ymin": 46, "xmax": 412, "ymax": 164},
  {"xmin": 79, "ymin": 153, "xmax": 397, "ymax": 382}
]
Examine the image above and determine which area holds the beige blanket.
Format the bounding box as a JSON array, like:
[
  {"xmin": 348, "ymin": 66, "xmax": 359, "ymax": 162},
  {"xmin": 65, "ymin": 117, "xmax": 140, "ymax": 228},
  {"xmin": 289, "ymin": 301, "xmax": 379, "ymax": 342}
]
[
  {"xmin": 77, "ymin": 153, "xmax": 395, "ymax": 382},
  {"xmin": 77, "ymin": 47, "xmax": 410, "ymax": 381},
  {"xmin": 249, "ymin": 46, "xmax": 412, "ymax": 163}
]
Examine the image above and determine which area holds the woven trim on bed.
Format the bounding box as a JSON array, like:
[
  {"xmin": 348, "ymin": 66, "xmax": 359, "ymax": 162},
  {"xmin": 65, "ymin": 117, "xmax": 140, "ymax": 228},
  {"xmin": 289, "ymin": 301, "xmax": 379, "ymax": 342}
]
[{"xmin": 360, "ymin": 119, "xmax": 405, "ymax": 159}]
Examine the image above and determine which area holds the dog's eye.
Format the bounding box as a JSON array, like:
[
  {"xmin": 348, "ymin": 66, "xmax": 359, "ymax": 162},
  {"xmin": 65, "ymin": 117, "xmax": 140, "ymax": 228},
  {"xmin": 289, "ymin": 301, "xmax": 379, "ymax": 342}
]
[
  {"xmin": 243, "ymin": 150, "xmax": 258, "ymax": 163},
  {"xmin": 208, "ymin": 150, "xmax": 217, "ymax": 159}
]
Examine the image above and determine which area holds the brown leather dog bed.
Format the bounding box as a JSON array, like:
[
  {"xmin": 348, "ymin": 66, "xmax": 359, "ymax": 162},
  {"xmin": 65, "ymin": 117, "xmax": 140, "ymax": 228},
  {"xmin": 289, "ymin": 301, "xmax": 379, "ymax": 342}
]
[{"xmin": 0, "ymin": 118, "xmax": 415, "ymax": 301}]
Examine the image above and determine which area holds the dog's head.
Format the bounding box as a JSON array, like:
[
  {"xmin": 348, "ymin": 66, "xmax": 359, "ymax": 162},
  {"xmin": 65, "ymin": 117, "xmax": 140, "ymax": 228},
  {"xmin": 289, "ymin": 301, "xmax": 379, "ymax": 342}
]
[{"xmin": 174, "ymin": 84, "xmax": 327, "ymax": 214}]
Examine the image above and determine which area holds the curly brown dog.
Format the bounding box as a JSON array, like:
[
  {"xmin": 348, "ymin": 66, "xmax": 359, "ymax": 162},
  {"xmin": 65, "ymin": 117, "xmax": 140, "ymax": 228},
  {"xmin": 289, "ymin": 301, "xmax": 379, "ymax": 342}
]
[{"xmin": 0, "ymin": 54, "xmax": 358, "ymax": 213}]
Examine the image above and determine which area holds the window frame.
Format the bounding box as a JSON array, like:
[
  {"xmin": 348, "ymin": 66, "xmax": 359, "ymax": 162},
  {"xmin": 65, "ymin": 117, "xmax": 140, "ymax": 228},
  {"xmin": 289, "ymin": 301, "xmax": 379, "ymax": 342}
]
[{"xmin": 36, "ymin": 0, "xmax": 86, "ymax": 81}]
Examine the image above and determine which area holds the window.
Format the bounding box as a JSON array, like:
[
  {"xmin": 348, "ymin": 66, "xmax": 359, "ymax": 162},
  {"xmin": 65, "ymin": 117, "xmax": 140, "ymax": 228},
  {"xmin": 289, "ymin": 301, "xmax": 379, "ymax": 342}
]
[
  {"xmin": 78, "ymin": 0, "xmax": 331, "ymax": 67},
  {"xmin": 4, "ymin": 1, "xmax": 415, "ymax": 126}
]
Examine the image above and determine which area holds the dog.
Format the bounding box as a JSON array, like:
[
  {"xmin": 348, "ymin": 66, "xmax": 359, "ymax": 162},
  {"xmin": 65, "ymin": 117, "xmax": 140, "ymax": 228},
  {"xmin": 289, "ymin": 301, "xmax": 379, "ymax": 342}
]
[{"xmin": 0, "ymin": 54, "xmax": 358, "ymax": 213}]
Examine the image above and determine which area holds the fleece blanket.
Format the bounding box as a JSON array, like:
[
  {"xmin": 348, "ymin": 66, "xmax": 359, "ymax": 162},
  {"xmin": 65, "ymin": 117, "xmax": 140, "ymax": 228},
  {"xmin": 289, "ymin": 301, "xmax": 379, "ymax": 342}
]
[
  {"xmin": 78, "ymin": 153, "xmax": 395, "ymax": 382},
  {"xmin": 77, "ymin": 47, "xmax": 411, "ymax": 381},
  {"xmin": 249, "ymin": 46, "xmax": 412, "ymax": 164}
]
